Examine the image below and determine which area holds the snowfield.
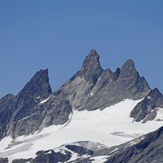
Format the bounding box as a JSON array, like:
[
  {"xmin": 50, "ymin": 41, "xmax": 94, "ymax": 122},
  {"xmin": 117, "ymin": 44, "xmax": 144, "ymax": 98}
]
[{"xmin": 0, "ymin": 99, "xmax": 163, "ymax": 162}]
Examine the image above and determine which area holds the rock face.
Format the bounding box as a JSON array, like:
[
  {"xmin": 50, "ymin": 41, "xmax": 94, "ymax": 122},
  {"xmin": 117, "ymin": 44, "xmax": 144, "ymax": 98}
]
[
  {"xmin": 0, "ymin": 69, "xmax": 72, "ymax": 140},
  {"xmin": 0, "ymin": 49, "xmax": 154, "ymax": 140},
  {"xmin": 8, "ymin": 69, "xmax": 52, "ymax": 137},
  {"xmin": 78, "ymin": 49, "xmax": 103, "ymax": 84},
  {"xmin": 131, "ymin": 88, "xmax": 163, "ymax": 122},
  {"xmin": 53, "ymin": 50, "xmax": 150, "ymax": 111},
  {"xmin": 31, "ymin": 149, "xmax": 71, "ymax": 163},
  {"xmin": 0, "ymin": 158, "xmax": 8, "ymax": 163},
  {"xmin": 86, "ymin": 59, "xmax": 150, "ymax": 110},
  {"xmin": 105, "ymin": 126, "xmax": 163, "ymax": 163},
  {"xmin": 0, "ymin": 94, "xmax": 15, "ymax": 139}
]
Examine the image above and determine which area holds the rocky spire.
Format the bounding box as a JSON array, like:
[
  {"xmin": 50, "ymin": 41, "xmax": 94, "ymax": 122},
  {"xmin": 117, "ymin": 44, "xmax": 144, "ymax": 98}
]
[
  {"xmin": 79, "ymin": 49, "xmax": 103, "ymax": 84},
  {"xmin": 6, "ymin": 69, "xmax": 53, "ymax": 138},
  {"xmin": 17, "ymin": 69, "xmax": 52, "ymax": 101},
  {"xmin": 120, "ymin": 59, "xmax": 138, "ymax": 78}
]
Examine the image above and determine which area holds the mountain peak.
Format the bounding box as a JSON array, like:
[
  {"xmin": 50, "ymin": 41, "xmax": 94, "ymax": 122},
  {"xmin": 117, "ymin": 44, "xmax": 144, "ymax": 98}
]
[
  {"xmin": 123, "ymin": 59, "xmax": 135, "ymax": 67},
  {"xmin": 79, "ymin": 49, "xmax": 103, "ymax": 83},
  {"xmin": 121, "ymin": 59, "xmax": 135, "ymax": 71},
  {"xmin": 90, "ymin": 49, "xmax": 98, "ymax": 55},
  {"xmin": 17, "ymin": 69, "xmax": 52, "ymax": 100},
  {"xmin": 82, "ymin": 49, "xmax": 100, "ymax": 69},
  {"xmin": 120, "ymin": 59, "xmax": 137, "ymax": 78},
  {"xmin": 149, "ymin": 88, "xmax": 162, "ymax": 97}
]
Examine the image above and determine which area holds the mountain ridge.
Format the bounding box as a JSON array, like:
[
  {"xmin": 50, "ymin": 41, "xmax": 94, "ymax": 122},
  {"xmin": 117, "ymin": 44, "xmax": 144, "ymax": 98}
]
[
  {"xmin": 0, "ymin": 49, "xmax": 161, "ymax": 139},
  {"xmin": 0, "ymin": 49, "xmax": 163, "ymax": 162}
]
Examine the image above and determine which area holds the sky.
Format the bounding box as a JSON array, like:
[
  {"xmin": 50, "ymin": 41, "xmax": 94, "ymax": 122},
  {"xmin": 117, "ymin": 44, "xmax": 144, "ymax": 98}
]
[{"xmin": 0, "ymin": 0, "xmax": 163, "ymax": 98}]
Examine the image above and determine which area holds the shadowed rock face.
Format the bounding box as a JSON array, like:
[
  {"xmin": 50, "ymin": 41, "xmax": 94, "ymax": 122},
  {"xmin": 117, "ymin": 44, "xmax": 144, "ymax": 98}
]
[
  {"xmin": 105, "ymin": 126, "xmax": 163, "ymax": 163},
  {"xmin": 0, "ymin": 94, "xmax": 15, "ymax": 139},
  {"xmin": 0, "ymin": 158, "xmax": 8, "ymax": 163},
  {"xmin": 87, "ymin": 59, "xmax": 150, "ymax": 110},
  {"xmin": 0, "ymin": 49, "xmax": 153, "ymax": 140},
  {"xmin": 14, "ymin": 69, "xmax": 52, "ymax": 121},
  {"xmin": 131, "ymin": 88, "xmax": 163, "ymax": 122},
  {"xmin": 0, "ymin": 69, "xmax": 54, "ymax": 139}
]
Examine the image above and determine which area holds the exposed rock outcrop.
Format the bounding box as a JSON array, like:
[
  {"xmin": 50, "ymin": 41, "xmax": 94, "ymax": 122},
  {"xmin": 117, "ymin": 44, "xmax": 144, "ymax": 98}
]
[
  {"xmin": 131, "ymin": 88, "xmax": 163, "ymax": 122},
  {"xmin": 52, "ymin": 50, "xmax": 150, "ymax": 111},
  {"xmin": 0, "ymin": 69, "xmax": 55, "ymax": 139},
  {"xmin": 105, "ymin": 126, "xmax": 163, "ymax": 163}
]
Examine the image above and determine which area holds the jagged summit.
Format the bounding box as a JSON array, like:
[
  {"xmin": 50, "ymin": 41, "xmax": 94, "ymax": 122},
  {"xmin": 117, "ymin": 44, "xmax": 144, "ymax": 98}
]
[
  {"xmin": 17, "ymin": 69, "xmax": 52, "ymax": 100},
  {"xmin": 55, "ymin": 50, "xmax": 150, "ymax": 111},
  {"xmin": 120, "ymin": 59, "xmax": 137, "ymax": 78},
  {"xmin": 18, "ymin": 69, "xmax": 52, "ymax": 98},
  {"xmin": 150, "ymin": 88, "xmax": 163, "ymax": 98},
  {"xmin": 81, "ymin": 49, "xmax": 100, "ymax": 69},
  {"xmin": 122, "ymin": 59, "xmax": 135, "ymax": 68},
  {"xmin": 79, "ymin": 49, "xmax": 103, "ymax": 83}
]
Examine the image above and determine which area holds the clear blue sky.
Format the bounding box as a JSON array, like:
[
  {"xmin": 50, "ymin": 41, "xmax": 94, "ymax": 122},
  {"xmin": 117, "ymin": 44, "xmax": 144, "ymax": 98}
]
[{"xmin": 0, "ymin": 0, "xmax": 163, "ymax": 98}]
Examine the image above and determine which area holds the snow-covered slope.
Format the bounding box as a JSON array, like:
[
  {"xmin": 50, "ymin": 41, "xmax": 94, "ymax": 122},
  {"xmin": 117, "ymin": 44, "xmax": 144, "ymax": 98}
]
[{"xmin": 0, "ymin": 99, "xmax": 163, "ymax": 162}]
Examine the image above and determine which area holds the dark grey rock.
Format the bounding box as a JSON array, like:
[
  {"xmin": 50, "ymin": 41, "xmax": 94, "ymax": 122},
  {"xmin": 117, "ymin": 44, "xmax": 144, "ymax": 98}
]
[
  {"xmin": 7, "ymin": 69, "xmax": 53, "ymax": 138},
  {"xmin": 0, "ymin": 68, "xmax": 73, "ymax": 140},
  {"xmin": 65, "ymin": 144, "xmax": 94, "ymax": 156},
  {"xmin": 83, "ymin": 59, "xmax": 150, "ymax": 110},
  {"xmin": 12, "ymin": 158, "xmax": 32, "ymax": 163},
  {"xmin": 0, "ymin": 158, "xmax": 8, "ymax": 163},
  {"xmin": 14, "ymin": 68, "xmax": 52, "ymax": 121},
  {"xmin": 11, "ymin": 149, "xmax": 71, "ymax": 163},
  {"xmin": 105, "ymin": 126, "xmax": 163, "ymax": 163},
  {"xmin": 78, "ymin": 49, "xmax": 103, "ymax": 84},
  {"xmin": 38, "ymin": 98, "xmax": 72, "ymax": 129},
  {"xmin": 0, "ymin": 94, "xmax": 15, "ymax": 139},
  {"xmin": 52, "ymin": 49, "xmax": 104, "ymax": 111},
  {"xmin": 31, "ymin": 149, "xmax": 71, "ymax": 163},
  {"xmin": 130, "ymin": 88, "xmax": 163, "ymax": 122},
  {"xmin": 52, "ymin": 51, "xmax": 150, "ymax": 112},
  {"xmin": 0, "ymin": 68, "xmax": 53, "ymax": 138}
]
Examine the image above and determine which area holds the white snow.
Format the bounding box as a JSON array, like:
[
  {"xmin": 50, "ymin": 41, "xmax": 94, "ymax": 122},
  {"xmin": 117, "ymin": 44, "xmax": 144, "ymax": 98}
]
[
  {"xmin": 155, "ymin": 107, "xmax": 163, "ymax": 121},
  {"xmin": 91, "ymin": 155, "xmax": 108, "ymax": 163},
  {"xmin": 0, "ymin": 136, "xmax": 13, "ymax": 150},
  {"xmin": 147, "ymin": 96, "xmax": 151, "ymax": 99},
  {"xmin": 39, "ymin": 97, "xmax": 50, "ymax": 104},
  {"xmin": 0, "ymin": 99, "xmax": 163, "ymax": 162}
]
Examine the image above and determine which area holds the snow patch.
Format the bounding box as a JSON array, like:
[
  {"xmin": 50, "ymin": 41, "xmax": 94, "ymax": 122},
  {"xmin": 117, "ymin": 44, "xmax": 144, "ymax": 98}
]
[
  {"xmin": 155, "ymin": 107, "xmax": 163, "ymax": 121},
  {"xmin": 0, "ymin": 136, "xmax": 13, "ymax": 150},
  {"xmin": 39, "ymin": 97, "xmax": 50, "ymax": 104},
  {"xmin": 147, "ymin": 96, "xmax": 151, "ymax": 99},
  {"xmin": 0, "ymin": 99, "xmax": 163, "ymax": 162},
  {"xmin": 92, "ymin": 155, "xmax": 108, "ymax": 163}
]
